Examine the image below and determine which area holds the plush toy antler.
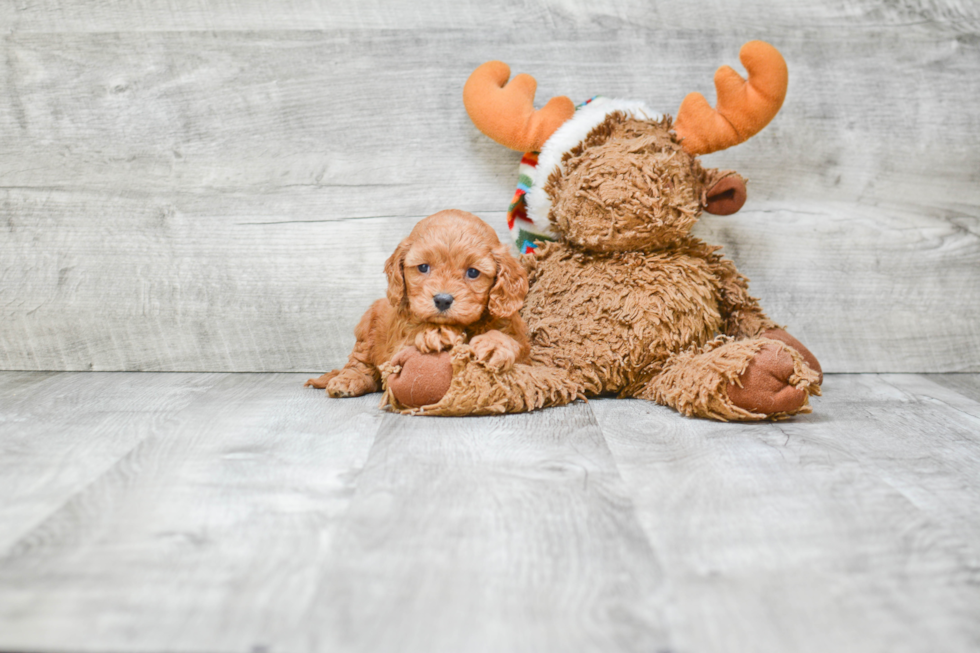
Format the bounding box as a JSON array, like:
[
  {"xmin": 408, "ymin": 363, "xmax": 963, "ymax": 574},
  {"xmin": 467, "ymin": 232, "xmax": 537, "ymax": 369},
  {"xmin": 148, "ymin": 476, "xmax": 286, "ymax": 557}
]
[
  {"xmin": 463, "ymin": 61, "xmax": 576, "ymax": 152},
  {"xmin": 673, "ymin": 40, "xmax": 788, "ymax": 155}
]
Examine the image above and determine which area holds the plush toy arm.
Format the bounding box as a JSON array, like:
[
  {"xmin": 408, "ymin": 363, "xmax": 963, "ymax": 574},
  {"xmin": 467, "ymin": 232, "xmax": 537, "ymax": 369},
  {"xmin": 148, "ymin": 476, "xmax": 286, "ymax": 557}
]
[
  {"xmin": 707, "ymin": 255, "xmax": 779, "ymax": 339},
  {"xmin": 706, "ymin": 255, "xmax": 823, "ymax": 382},
  {"xmin": 725, "ymin": 297, "xmax": 779, "ymax": 340}
]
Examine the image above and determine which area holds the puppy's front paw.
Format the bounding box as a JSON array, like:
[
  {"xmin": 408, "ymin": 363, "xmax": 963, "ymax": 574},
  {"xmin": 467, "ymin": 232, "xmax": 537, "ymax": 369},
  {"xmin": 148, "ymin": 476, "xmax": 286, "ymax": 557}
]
[
  {"xmin": 324, "ymin": 368, "xmax": 377, "ymax": 398},
  {"xmin": 470, "ymin": 331, "xmax": 519, "ymax": 371},
  {"xmin": 304, "ymin": 371, "xmax": 338, "ymax": 389},
  {"xmin": 415, "ymin": 326, "xmax": 463, "ymax": 354}
]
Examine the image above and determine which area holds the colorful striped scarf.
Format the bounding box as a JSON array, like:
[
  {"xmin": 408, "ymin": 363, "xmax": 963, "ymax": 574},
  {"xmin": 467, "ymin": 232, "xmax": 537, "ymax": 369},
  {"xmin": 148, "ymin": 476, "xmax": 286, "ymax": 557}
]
[{"xmin": 507, "ymin": 97, "xmax": 600, "ymax": 254}]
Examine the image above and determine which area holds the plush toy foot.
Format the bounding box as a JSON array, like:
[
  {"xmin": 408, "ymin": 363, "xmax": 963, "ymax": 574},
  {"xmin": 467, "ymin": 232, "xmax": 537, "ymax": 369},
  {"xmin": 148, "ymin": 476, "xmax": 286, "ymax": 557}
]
[
  {"xmin": 385, "ymin": 347, "xmax": 453, "ymax": 408},
  {"xmin": 761, "ymin": 328, "xmax": 823, "ymax": 384},
  {"xmin": 639, "ymin": 336, "xmax": 821, "ymax": 421},
  {"xmin": 306, "ymin": 367, "xmax": 377, "ymax": 398},
  {"xmin": 381, "ymin": 344, "xmax": 580, "ymax": 415},
  {"xmin": 726, "ymin": 342, "xmax": 808, "ymax": 414}
]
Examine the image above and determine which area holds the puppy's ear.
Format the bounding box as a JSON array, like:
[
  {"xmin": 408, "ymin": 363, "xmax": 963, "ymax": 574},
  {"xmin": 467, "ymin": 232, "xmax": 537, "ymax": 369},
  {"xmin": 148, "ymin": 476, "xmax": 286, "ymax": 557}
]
[
  {"xmin": 384, "ymin": 238, "xmax": 413, "ymax": 313},
  {"xmin": 488, "ymin": 244, "xmax": 529, "ymax": 319}
]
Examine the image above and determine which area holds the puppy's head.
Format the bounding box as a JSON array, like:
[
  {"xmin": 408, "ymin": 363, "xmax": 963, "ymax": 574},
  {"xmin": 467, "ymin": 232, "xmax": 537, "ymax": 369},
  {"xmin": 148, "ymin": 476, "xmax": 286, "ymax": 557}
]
[{"xmin": 384, "ymin": 210, "xmax": 527, "ymax": 325}]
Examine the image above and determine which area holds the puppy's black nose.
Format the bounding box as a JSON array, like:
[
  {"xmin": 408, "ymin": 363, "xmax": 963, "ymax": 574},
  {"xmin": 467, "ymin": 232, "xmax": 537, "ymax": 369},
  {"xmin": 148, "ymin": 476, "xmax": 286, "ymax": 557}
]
[{"xmin": 433, "ymin": 293, "xmax": 454, "ymax": 312}]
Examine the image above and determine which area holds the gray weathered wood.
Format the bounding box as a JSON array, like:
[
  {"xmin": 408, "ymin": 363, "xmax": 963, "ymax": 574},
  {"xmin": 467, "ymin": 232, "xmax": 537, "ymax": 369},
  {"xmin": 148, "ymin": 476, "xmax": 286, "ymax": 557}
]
[
  {"xmin": 1, "ymin": 5, "xmax": 979, "ymax": 373},
  {"xmin": 0, "ymin": 372, "xmax": 383, "ymax": 651},
  {"xmin": 927, "ymin": 373, "xmax": 980, "ymax": 402},
  {"xmin": 591, "ymin": 376, "xmax": 980, "ymax": 653},
  {"xmin": 298, "ymin": 405, "xmax": 668, "ymax": 653},
  {"xmin": 2, "ymin": 371, "xmax": 980, "ymax": 652},
  {"xmin": 0, "ymin": 204, "xmax": 427, "ymax": 373},
  {"xmin": 832, "ymin": 374, "xmax": 980, "ymax": 537},
  {"xmin": 2, "ymin": 0, "xmax": 978, "ymax": 32},
  {"xmin": 0, "ymin": 371, "xmax": 221, "ymax": 552},
  {"xmin": 694, "ymin": 204, "xmax": 980, "ymax": 373},
  {"xmin": 2, "ymin": 27, "xmax": 977, "ymax": 212}
]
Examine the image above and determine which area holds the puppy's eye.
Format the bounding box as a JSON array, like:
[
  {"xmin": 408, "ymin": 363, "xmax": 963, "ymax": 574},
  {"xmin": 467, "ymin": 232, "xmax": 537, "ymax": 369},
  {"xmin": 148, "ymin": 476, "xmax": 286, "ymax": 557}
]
[
  {"xmin": 466, "ymin": 268, "xmax": 481, "ymax": 279},
  {"xmin": 417, "ymin": 264, "xmax": 429, "ymax": 273}
]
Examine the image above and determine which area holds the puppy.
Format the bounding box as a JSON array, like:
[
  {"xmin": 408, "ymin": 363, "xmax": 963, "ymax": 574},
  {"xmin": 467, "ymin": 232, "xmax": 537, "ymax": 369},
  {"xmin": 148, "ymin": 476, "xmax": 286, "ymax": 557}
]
[{"xmin": 305, "ymin": 209, "xmax": 530, "ymax": 398}]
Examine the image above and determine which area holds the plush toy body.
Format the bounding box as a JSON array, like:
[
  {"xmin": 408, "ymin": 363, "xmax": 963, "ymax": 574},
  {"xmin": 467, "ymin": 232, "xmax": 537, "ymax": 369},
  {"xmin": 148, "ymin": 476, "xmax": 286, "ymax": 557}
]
[
  {"xmin": 385, "ymin": 42, "xmax": 823, "ymax": 420},
  {"xmin": 520, "ymin": 238, "xmax": 819, "ymax": 420}
]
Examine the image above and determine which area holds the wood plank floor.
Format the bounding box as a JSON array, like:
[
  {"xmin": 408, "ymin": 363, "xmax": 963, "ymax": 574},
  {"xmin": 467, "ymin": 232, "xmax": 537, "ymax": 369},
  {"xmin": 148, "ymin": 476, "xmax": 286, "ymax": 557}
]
[{"xmin": 1, "ymin": 372, "xmax": 979, "ymax": 653}]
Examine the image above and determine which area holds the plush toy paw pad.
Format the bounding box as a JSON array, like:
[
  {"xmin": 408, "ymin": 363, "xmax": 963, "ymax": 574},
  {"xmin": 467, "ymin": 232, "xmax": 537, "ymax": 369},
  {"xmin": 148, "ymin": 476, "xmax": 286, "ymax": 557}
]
[
  {"xmin": 387, "ymin": 347, "xmax": 453, "ymax": 408},
  {"xmin": 726, "ymin": 343, "xmax": 807, "ymax": 415},
  {"xmin": 761, "ymin": 328, "xmax": 823, "ymax": 384}
]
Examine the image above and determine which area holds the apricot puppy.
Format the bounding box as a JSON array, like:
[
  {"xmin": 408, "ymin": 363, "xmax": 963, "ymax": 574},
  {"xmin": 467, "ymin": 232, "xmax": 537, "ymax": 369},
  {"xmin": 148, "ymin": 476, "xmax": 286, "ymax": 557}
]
[{"xmin": 305, "ymin": 209, "xmax": 529, "ymax": 399}]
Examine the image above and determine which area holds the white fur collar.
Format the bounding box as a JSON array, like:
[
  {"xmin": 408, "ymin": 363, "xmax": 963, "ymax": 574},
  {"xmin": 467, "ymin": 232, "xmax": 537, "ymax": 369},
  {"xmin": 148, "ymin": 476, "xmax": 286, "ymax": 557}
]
[{"xmin": 524, "ymin": 98, "xmax": 662, "ymax": 227}]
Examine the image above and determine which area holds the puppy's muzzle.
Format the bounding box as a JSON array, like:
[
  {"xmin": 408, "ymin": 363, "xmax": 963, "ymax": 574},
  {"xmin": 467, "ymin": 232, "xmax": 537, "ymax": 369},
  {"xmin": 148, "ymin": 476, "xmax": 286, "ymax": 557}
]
[{"xmin": 433, "ymin": 293, "xmax": 454, "ymax": 312}]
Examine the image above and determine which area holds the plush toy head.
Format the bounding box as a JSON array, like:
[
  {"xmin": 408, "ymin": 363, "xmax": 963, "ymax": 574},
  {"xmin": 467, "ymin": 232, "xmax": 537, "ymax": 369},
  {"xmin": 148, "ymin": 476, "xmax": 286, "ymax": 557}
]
[
  {"xmin": 544, "ymin": 113, "xmax": 706, "ymax": 252},
  {"xmin": 463, "ymin": 41, "xmax": 787, "ymax": 253}
]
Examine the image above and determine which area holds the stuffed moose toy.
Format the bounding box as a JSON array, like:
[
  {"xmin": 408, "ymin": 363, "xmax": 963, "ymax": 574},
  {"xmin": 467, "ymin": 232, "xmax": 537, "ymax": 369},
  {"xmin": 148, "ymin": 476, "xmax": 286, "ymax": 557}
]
[{"xmin": 383, "ymin": 40, "xmax": 822, "ymax": 420}]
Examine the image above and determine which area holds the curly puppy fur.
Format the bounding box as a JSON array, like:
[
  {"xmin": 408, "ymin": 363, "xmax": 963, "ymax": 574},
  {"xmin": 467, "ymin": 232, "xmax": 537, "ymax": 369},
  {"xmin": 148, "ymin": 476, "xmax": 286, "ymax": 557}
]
[
  {"xmin": 391, "ymin": 114, "xmax": 821, "ymax": 420},
  {"xmin": 305, "ymin": 209, "xmax": 529, "ymax": 398}
]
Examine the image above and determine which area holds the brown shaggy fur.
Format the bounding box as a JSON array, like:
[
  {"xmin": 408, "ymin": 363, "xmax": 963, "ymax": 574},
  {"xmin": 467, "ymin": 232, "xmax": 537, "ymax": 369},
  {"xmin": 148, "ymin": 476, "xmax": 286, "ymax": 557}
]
[
  {"xmin": 305, "ymin": 209, "xmax": 530, "ymax": 398},
  {"xmin": 385, "ymin": 113, "xmax": 822, "ymax": 420},
  {"xmin": 547, "ymin": 114, "xmax": 706, "ymax": 252},
  {"xmin": 381, "ymin": 344, "xmax": 581, "ymax": 415}
]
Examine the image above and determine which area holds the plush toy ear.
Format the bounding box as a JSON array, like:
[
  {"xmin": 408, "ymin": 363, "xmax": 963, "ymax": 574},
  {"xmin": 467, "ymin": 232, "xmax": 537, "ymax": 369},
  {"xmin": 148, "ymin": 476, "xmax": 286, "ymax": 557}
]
[
  {"xmin": 488, "ymin": 245, "xmax": 529, "ymax": 318},
  {"xmin": 703, "ymin": 171, "xmax": 747, "ymax": 215},
  {"xmin": 384, "ymin": 238, "xmax": 413, "ymax": 313}
]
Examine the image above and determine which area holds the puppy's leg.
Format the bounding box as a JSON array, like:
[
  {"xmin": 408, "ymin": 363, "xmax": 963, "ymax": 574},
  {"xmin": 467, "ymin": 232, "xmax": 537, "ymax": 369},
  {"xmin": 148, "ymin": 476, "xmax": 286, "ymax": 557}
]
[
  {"xmin": 305, "ymin": 300, "xmax": 387, "ymax": 397},
  {"xmin": 304, "ymin": 369, "xmax": 341, "ymax": 390},
  {"xmin": 469, "ymin": 330, "xmax": 523, "ymax": 371},
  {"xmin": 322, "ymin": 367, "xmax": 378, "ymax": 398},
  {"xmin": 414, "ymin": 326, "xmax": 463, "ymax": 354}
]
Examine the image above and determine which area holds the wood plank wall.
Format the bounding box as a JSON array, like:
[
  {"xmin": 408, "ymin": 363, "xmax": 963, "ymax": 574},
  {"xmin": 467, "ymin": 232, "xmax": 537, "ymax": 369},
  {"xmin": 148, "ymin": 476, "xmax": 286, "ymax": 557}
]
[{"xmin": 1, "ymin": 1, "xmax": 978, "ymax": 373}]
